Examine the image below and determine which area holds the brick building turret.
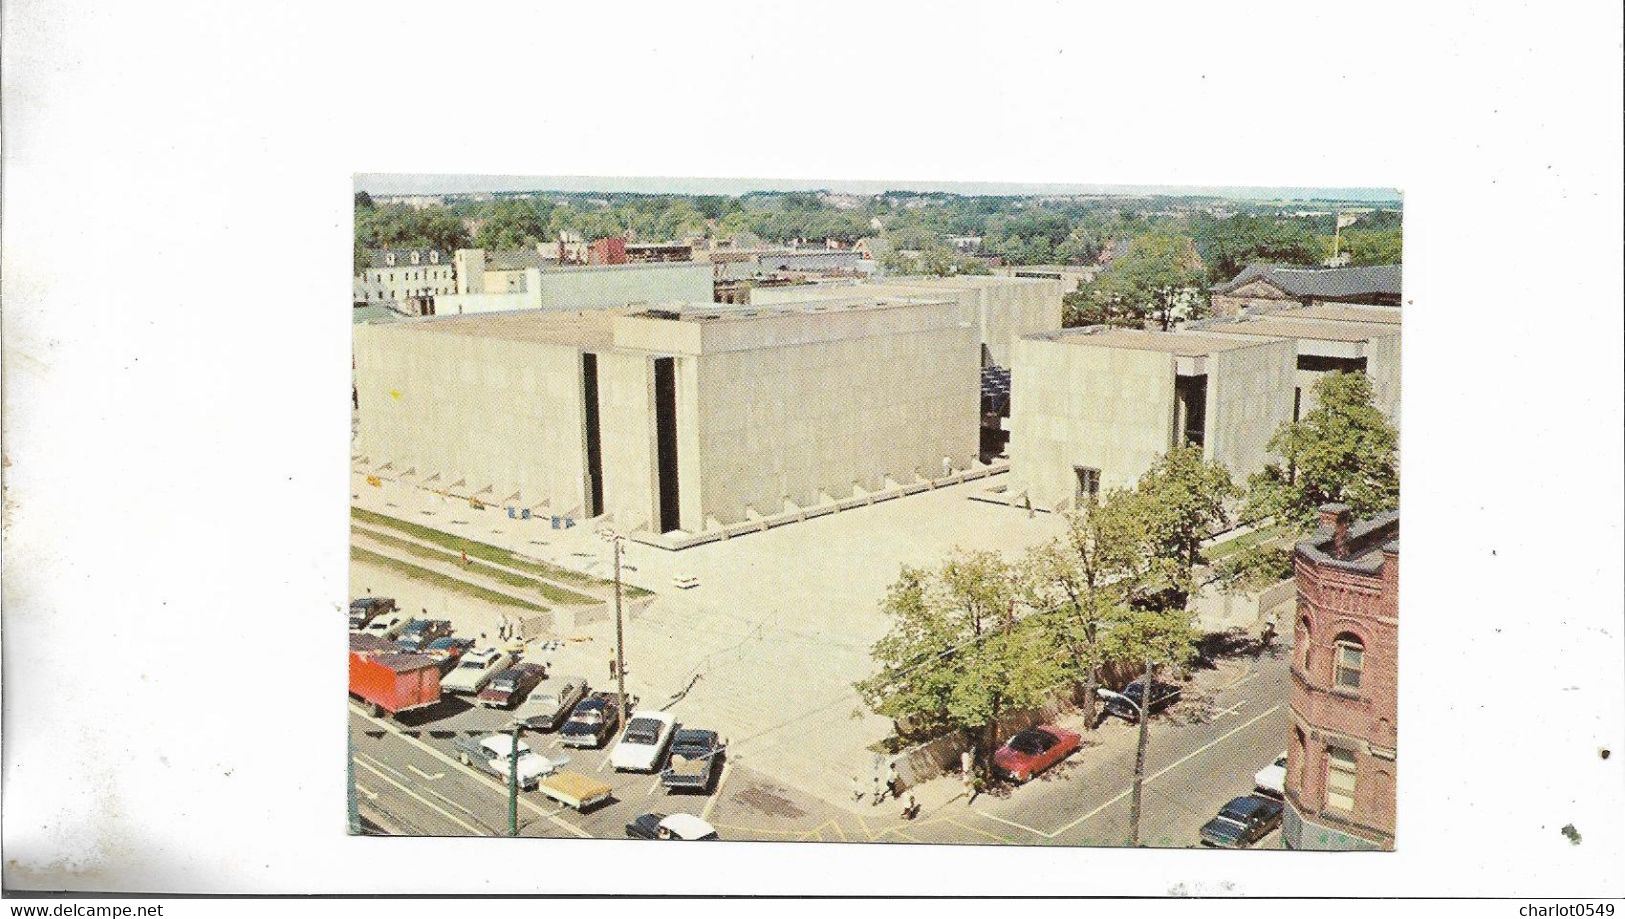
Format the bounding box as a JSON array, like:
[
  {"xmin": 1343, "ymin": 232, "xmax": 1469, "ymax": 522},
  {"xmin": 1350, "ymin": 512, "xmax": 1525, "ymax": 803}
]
[{"xmin": 1284, "ymin": 504, "xmax": 1399, "ymax": 850}]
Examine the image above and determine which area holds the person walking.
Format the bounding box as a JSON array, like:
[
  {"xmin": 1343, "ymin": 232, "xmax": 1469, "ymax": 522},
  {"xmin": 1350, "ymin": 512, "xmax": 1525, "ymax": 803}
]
[
  {"xmin": 961, "ymin": 750, "xmax": 977, "ymax": 804},
  {"xmin": 901, "ymin": 792, "xmax": 919, "ymax": 821},
  {"xmin": 885, "ymin": 761, "xmax": 900, "ymax": 801},
  {"xmin": 850, "ymin": 774, "xmax": 865, "ymax": 805},
  {"xmin": 871, "ymin": 769, "xmax": 885, "ymax": 807}
]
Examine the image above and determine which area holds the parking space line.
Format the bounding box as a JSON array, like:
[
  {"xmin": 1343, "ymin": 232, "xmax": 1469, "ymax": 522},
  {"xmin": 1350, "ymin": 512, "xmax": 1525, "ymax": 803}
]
[
  {"xmin": 645, "ymin": 775, "xmax": 663, "ymax": 797},
  {"xmin": 699, "ymin": 762, "xmax": 731, "ymax": 822},
  {"xmin": 355, "ymin": 783, "xmax": 379, "ymax": 800},
  {"xmin": 408, "ymin": 764, "xmax": 445, "ymax": 781},
  {"xmin": 1222, "ymin": 670, "xmax": 1260, "ymax": 692},
  {"xmin": 941, "ymin": 817, "xmax": 1015, "ymax": 845},
  {"xmin": 350, "ymin": 706, "xmax": 591, "ymax": 838}
]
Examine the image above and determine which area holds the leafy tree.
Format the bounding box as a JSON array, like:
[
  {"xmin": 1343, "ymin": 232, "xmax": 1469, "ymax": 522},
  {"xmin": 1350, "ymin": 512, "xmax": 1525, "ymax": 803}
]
[
  {"xmin": 1193, "ymin": 214, "xmax": 1324, "ymax": 282},
  {"xmin": 1122, "ymin": 446, "xmax": 1238, "ymax": 610},
  {"xmin": 856, "ymin": 550, "xmax": 1061, "ymax": 777},
  {"xmin": 1338, "ymin": 228, "xmax": 1403, "ymax": 265},
  {"xmin": 1085, "ymin": 235, "xmax": 1206, "ymax": 330},
  {"xmin": 1243, "ymin": 372, "xmax": 1399, "ymax": 531},
  {"xmin": 474, "ymin": 200, "xmax": 553, "ymax": 250},
  {"xmin": 354, "ymin": 190, "xmax": 374, "ymax": 210}
]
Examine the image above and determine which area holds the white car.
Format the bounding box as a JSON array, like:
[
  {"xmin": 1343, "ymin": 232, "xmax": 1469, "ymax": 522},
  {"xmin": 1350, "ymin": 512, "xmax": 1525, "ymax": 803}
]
[
  {"xmin": 456, "ymin": 734, "xmax": 563, "ymax": 790},
  {"xmin": 609, "ymin": 711, "xmax": 678, "ymax": 772},
  {"xmin": 1254, "ymin": 752, "xmax": 1288, "ymax": 797},
  {"xmin": 360, "ymin": 612, "xmax": 408, "ymax": 640},
  {"xmin": 440, "ymin": 647, "xmax": 515, "ymax": 695}
]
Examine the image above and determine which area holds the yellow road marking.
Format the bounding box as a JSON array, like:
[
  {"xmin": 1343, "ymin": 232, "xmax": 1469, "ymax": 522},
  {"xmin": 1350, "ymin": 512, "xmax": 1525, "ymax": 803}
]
[{"xmin": 943, "ymin": 817, "xmax": 1016, "ymax": 844}]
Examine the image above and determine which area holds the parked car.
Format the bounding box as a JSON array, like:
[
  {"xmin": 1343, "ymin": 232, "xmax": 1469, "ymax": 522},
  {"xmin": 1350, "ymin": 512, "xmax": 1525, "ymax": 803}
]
[
  {"xmin": 452, "ymin": 733, "xmax": 561, "ymax": 791},
  {"xmin": 624, "ymin": 813, "xmax": 718, "ymax": 841},
  {"xmin": 661, "ymin": 729, "xmax": 726, "ymax": 792},
  {"xmin": 536, "ymin": 771, "xmax": 613, "ymax": 813},
  {"xmin": 360, "ymin": 611, "xmax": 410, "ymax": 641},
  {"xmin": 559, "ymin": 692, "xmax": 632, "ymax": 748},
  {"xmin": 517, "ymin": 676, "xmax": 590, "ymax": 732},
  {"xmin": 477, "ymin": 663, "xmax": 548, "ymax": 709},
  {"xmin": 394, "ymin": 619, "xmax": 453, "ymax": 652},
  {"xmin": 992, "ymin": 725, "xmax": 1082, "ymax": 784},
  {"xmin": 440, "ymin": 647, "xmax": 516, "ymax": 695},
  {"xmin": 1102, "ymin": 679, "xmax": 1183, "ymax": 723},
  {"xmin": 1200, "ymin": 795, "xmax": 1284, "ymax": 848},
  {"xmin": 349, "ymin": 597, "xmax": 397, "ymax": 631},
  {"xmin": 1254, "ymin": 752, "xmax": 1288, "ymax": 798},
  {"xmin": 610, "ymin": 711, "xmax": 678, "ymax": 772},
  {"xmin": 422, "ymin": 637, "xmax": 475, "ymax": 673}
]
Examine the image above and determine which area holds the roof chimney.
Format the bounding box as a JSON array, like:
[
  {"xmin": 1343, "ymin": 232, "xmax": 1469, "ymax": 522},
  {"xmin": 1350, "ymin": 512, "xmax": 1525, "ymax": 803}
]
[{"xmin": 1318, "ymin": 503, "xmax": 1352, "ymax": 558}]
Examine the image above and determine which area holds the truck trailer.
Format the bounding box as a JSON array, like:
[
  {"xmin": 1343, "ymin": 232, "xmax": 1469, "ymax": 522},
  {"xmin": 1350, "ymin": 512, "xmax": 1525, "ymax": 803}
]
[{"xmin": 349, "ymin": 647, "xmax": 442, "ymax": 718}]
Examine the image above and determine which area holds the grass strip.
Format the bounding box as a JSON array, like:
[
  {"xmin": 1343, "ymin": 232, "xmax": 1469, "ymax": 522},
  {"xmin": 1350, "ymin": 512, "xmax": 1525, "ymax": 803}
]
[
  {"xmin": 354, "ymin": 526, "xmax": 600, "ymax": 605},
  {"xmin": 1207, "ymin": 523, "xmax": 1289, "ymax": 561},
  {"xmin": 352, "ymin": 506, "xmax": 654, "ymax": 598},
  {"xmin": 350, "ymin": 546, "xmax": 549, "ymax": 614}
]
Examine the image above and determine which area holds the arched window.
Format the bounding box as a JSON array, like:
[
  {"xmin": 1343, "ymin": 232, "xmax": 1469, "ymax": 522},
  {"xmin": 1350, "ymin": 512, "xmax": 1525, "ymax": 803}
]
[{"xmin": 1334, "ymin": 633, "xmax": 1365, "ymax": 690}]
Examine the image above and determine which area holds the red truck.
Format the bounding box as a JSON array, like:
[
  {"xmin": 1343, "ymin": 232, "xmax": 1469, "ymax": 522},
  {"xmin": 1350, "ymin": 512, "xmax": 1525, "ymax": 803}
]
[{"xmin": 349, "ymin": 643, "xmax": 442, "ymax": 718}]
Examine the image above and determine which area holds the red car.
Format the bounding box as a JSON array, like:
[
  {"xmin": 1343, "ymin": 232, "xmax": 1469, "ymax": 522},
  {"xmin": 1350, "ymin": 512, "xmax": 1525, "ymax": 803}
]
[
  {"xmin": 477, "ymin": 663, "xmax": 548, "ymax": 709},
  {"xmin": 992, "ymin": 725, "xmax": 1082, "ymax": 784}
]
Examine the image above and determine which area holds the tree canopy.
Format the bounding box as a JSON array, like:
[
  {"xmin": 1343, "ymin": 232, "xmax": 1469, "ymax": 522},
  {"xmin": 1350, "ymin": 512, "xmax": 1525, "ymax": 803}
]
[
  {"xmin": 1075, "ymin": 235, "xmax": 1207, "ymax": 330},
  {"xmin": 1243, "ymin": 371, "xmax": 1400, "ymax": 530}
]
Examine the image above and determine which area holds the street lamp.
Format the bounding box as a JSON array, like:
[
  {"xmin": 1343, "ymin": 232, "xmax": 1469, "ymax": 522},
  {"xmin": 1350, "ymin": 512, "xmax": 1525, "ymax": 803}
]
[
  {"xmin": 597, "ymin": 528, "xmax": 629, "ymax": 739},
  {"xmin": 505, "ymin": 720, "xmax": 526, "ymax": 837},
  {"xmin": 1097, "ymin": 656, "xmax": 1156, "ymax": 848}
]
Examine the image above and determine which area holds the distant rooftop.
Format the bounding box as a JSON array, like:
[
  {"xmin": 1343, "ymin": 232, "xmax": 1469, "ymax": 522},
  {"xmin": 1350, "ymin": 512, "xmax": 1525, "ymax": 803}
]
[
  {"xmin": 1214, "ymin": 263, "xmax": 1401, "ymax": 299},
  {"xmin": 1275, "ymin": 303, "xmax": 1401, "ymax": 326},
  {"xmin": 630, "ymin": 295, "xmax": 953, "ymax": 324},
  {"xmin": 1029, "ymin": 326, "xmax": 1272, "ymax": 355},
  {"xmin": 380, "ymin": 308, "xmax": 623, "ymax": 348},
  {"xmin": 363, "ymin": 248, "xmax": 447, "ymax": 269}
]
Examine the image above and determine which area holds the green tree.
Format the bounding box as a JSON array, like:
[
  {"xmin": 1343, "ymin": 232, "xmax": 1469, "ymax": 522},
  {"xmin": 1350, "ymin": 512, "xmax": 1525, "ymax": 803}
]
[
  {"xmin": 1243, "ymin": 372, "xmax": 1400, "ymax": 531},
  {"xmin": 1119, "ymin": 446, "xmax": 1238, "ymax": 611},
  {"xmin": 1086, "ymin": 235, "xmax": 1206, "ymax": 330},
  {"xmin": 856, "ymin": 550, "xmax": 1061, "ymax": 778},
  {"xmin": 1338, "ymin": 228, "xmax": 1403, "ymax": 265},
  {"xmin": 1192, "ymin": 215, "xmax": 1323, "ymax": 283}
]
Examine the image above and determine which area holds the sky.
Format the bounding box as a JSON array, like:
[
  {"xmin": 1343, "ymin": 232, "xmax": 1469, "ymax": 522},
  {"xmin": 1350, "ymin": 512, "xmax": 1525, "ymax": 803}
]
[{"xmin": 353, "ymin": 173, "xmax": 1403, "ymax": 204}]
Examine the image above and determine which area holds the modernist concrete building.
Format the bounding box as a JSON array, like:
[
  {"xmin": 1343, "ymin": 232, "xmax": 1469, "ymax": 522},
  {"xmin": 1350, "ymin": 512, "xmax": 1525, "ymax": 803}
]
[
  {"xmin": 992, "ymin": 263, "xmax": 1100, "ymax": 291},
  {"xmin": 1210, "ymin": 264, "xmax": 1402, "ymax": 318},
  {"xmin": 1186, "ymin": 304, "xmax": 1401, "ymax": 425},
  {"xmin": 1005, "ymin": 327, "xmax": 1296, "ymax": 510},
  {"xmin": 434, "ymin": 262, "xmax": 714, "ymax": 316},
  {"xmin": 751, "ymin": 274, "xmax": 1064, "ymax": 368},
  {"xmin": 353, "ymin": 297, "xmax": 982, "ymax": 544},
  {"xmin": 1284, "ymin": 504, "xmax": 1398, "ymax": 851},
  {"xmin": 354, "ymin": 249, "xmax": 457, "ymax": 313}
]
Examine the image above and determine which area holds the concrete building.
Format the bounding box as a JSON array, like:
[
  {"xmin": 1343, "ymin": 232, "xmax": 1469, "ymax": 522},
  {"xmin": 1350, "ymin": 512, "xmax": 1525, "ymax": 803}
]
[
  {"xmin": 452, "ymin": 247, "xmax": 563, "ymax": 295},
  {"xmin": 1186, "ymin": 305, "xmax": 1401, "ymax": 425},
  {"xmin": 1210, "ymin": 264, "xmax": 1402, "ymax": 317},
  {"xmin": 751, "ymin": 274, "xmax": 1064, "ymax": 368},
  {"xmin": 1284, "ymin": 504, "xmax": 1398, "ymax": 851},
  {"xmin": 354, "ymin": 249, "xmax": 456, "ymax": 313},
  {"xmin": 353, "ymin": 296, "xmax": 982, "ymax": 544},
  {"xmin": 992, "ymin": 263, "xmax": 1100, "ymax": 291},
  {"xmin": 1005, "ymin": 327, "xmax": 1295, "ymax": 510},
  {"xmin": 434, "ymin": 262, "xmax": 715, "ymax": 316}
]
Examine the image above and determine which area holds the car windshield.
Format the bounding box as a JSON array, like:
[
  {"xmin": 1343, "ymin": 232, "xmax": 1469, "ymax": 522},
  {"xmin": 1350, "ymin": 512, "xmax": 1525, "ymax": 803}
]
[
  {"xmin": 491, "ymin": 680, "xmax": 515, "ymax": 692},
  {"xmin": 1008, "ymin": 731, "xmax": 1051, "ymax": 754},
  {"xmin": 457, "ymin": 658, "xmax": 485, "ymax": 669},
  {"xmin": 1219, "ymin": 800, "xmax": 1260, "ymax": 822},
  {"xmin": 674, "ymin": 731, "xmax": 712, "ymax": 748}
]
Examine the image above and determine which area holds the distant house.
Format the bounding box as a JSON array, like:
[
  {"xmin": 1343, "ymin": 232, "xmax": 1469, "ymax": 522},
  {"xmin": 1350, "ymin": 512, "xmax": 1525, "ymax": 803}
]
[
  {"xmin": 1097, "ymin": 238, "xmax": 1134, "ymax": 266},
  {"xmin": 1210, "ymin": 264, "xmax": 1402, "ymax": 318},
  {"xmin": 354, "ymin": 249, "xmax": 456, "ymax": 316}
]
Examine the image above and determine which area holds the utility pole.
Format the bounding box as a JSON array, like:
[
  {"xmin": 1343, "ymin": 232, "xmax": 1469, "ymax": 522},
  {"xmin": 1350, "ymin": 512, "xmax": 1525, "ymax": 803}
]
[
  {"xmin": 612, "ymin": 533, "xmax": 628, "ymax": 738},
  {"xmin": 1127, "ymin": 656, "xmax": 1153, "ymax": 847},
  {"xmin": 507, "ymin": 722, "xmax": 522, "ymax": 837}
]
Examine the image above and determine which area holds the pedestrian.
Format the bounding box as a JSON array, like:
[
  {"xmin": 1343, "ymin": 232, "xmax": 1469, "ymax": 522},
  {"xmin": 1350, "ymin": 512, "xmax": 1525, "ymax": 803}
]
[
  {"xmin": 901, "ymin": 792, "xmax": 919, "ymax": 820},
  {"xmin": 850, "ymin": 774, "xmax": 865, "ymax": 804},
  {"xmin": 461, "ymin": 549, "xmax": 469, "ymax": 567},
  {"xmin": 871, "ymin": 771, "xmax": 885, "ymax": 806},
  {"xmin": 885, "ymin": 761, "xmax": 900, "ymax": 800}
]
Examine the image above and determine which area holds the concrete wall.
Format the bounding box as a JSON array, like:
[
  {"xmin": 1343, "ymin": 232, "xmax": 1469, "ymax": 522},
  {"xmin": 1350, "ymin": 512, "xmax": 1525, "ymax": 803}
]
[
  {"xmin": 437, "ymin": 263, "xmax": 714, "ymax": 316},
  {"xmin": 594, "ymin": 350, "xmax": 659, "ymax": 532},
  {"xmin": 353, "ymin": 324, "xmax": 588, "ymax": 514},
  {"xmin": 1204, "ymin": 339, "xmax": 1298, "ymax": 485},
  {"xmin": 690, "ymin": 314, "xmax": 980, "ymax": 525},
  {"xmin": 1364, "ymin": 332, "xmax": 1402, "ymax": 427},
  {"xmin": 1006, "ymin": 337, "xmax": 1177, "ymax": 509}
]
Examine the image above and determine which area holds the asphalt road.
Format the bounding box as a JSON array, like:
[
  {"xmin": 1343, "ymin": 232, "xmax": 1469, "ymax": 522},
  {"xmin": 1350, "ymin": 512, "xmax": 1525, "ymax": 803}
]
[{"xmin": 350, "ymin": 644, "xmax": 1291, "ymax": 848}]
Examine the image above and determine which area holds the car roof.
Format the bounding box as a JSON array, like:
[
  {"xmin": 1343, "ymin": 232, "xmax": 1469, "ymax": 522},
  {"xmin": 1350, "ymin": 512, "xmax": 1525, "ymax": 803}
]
[
  {"xmin": 1222, "ymin": 796, "xmax": 1271, "ymax": 817},
  {"xmin": 658, "ymin": 814, "xmax": 716, "ymax": 839},
  {"xmin": 628, "ymin": 711, "xmax": 675, "ymax": 727}
]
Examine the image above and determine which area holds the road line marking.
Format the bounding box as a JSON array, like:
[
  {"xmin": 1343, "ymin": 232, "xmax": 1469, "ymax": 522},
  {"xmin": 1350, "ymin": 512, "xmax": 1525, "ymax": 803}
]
[
  {"xmin": 1040, "ymin": 704, "xmax": 1284, "ymax": 840},
  {"xmin": 1226, "ymin": 671, "xmax": 1260, "ymax": 691},
  {"xmin": 1212, "ymin": 701, "xmax": 1248, "ymax": 720},
  {"xmin": 943, "ymin": 817, "xmax": 1014, "ymax": 844},
  {"xmin": 358, "ymin": 753, "xmax": 410, "ymax": 782},
  {"xmin": 408, "ymin": 764, "xmax": 445, "ymax": 781},
  {"xmin": 973, "ymin": 811, "xmax": 1051, "ymax": 837},
  {"xmin": 354, "ymin": 759, "xmax": 484, "ymax": 835},
  {"xmin": 349, "ymin": 705, "xmax": 591, "ymax": 838},
  {"xmin": 422, "ymin": 785, "xmax": 481, "ymax": 819},
  {"xmin": 699, "ymin": 761, "xmax": 731, "ymax": 822},
  {"xmin": 646, "ymin": 775, "xmax": 663, "ymax": 797},
  {"xmin": 827, "ymin": 820, "xmax": 848, "ymax": 843},
  {"xmin": 355, "ymin": 783, "xmax": 379, "ymax": 800}
]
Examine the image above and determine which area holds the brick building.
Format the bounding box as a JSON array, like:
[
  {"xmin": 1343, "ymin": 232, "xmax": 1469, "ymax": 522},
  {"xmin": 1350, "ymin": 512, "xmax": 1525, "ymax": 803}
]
[{"xmin": 1284, "ymin": 504, "xmax": 1399, "ymax": 850}]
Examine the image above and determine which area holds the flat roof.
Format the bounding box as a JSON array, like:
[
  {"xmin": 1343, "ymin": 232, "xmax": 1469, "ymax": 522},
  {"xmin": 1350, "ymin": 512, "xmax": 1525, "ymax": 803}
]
[
  {"xmin": 630, "ymin": 295, "xmax": 954, "ymax": 324},
  {"xmin": 1198, "ymin": 316, "xmax": 1399, "ymax": 343},
  {"xmin": 1029, "ymin": 327, "xmax": 1274, "ymax": 355},
  {"xmin": 1278, "ymin": 303, "xmax": 1402, "ymax": 326},
  {"xmin": 383, "ymin": 309, "xmax": 622, "ymax": 348}
]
